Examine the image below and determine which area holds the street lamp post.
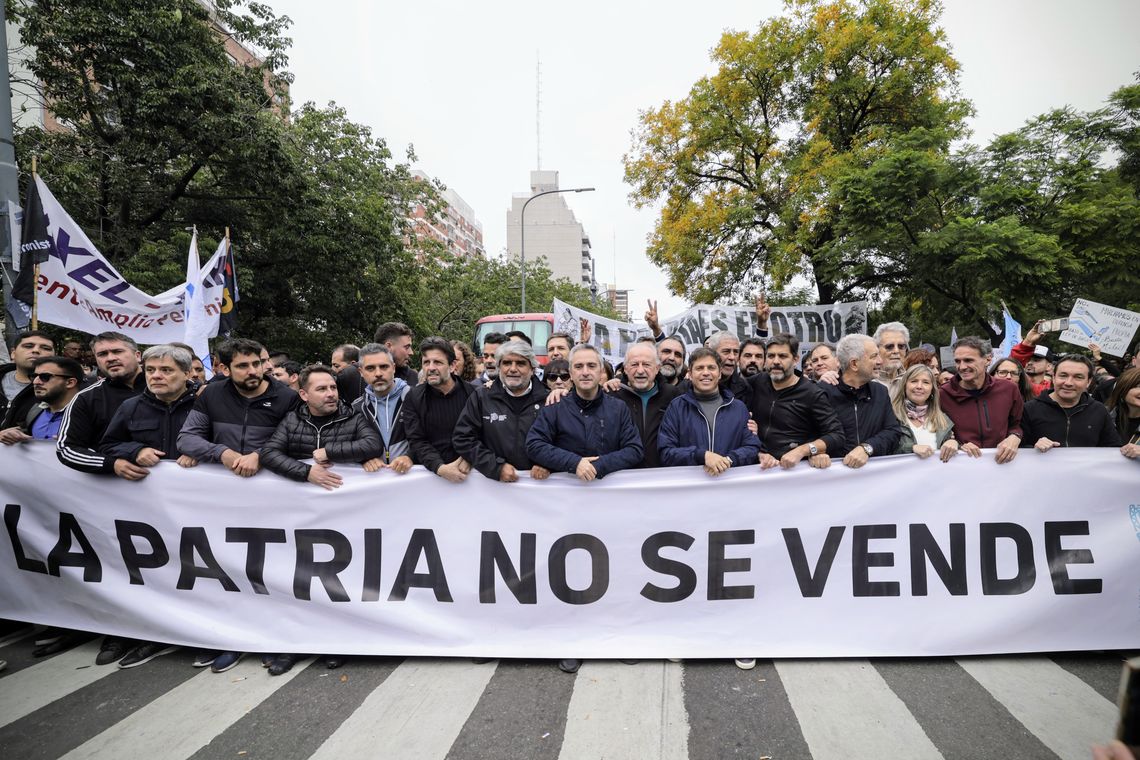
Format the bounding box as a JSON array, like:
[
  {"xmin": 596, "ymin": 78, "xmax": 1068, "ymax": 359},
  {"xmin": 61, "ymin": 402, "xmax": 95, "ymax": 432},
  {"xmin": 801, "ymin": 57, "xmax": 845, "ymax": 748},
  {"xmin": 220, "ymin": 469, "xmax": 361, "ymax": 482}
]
[{"xmin": 519, "ymin": 186, "xmax": 595, "ymax": 313}]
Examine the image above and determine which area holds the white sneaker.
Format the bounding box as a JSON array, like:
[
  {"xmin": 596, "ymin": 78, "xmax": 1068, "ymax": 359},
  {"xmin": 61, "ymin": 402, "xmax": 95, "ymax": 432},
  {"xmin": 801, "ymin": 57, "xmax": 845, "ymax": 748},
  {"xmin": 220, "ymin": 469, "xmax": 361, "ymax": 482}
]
[{"xmin": 734, "ymin": 658, "xmax": 756, "ymax": 670}]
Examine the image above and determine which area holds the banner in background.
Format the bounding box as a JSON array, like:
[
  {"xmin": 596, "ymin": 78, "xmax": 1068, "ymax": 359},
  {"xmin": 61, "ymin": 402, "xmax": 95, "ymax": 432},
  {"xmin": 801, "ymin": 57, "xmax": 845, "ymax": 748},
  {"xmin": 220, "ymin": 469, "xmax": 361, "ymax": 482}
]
[
  {"xmin": 1060, "ymin": 298, "xmax": 1140, "ymax": 357},
  {"xmin": 554, "ymin": 299, "xmax": 868, "ymax": 364},
  {"xmin": 27, "ymin": 177, "xmax": 227, "ymax": 344},
  {"xmin": 2, "ymin": 445, "xmax": 1136, "ymax": 658}
]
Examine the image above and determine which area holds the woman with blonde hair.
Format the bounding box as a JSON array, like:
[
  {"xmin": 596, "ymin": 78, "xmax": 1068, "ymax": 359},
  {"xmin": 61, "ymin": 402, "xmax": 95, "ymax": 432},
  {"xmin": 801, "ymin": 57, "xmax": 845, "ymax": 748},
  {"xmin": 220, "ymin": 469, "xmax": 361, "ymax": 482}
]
[{"xmin": 891, "ymin": 364, "xmax": 958, "ymax": 461}]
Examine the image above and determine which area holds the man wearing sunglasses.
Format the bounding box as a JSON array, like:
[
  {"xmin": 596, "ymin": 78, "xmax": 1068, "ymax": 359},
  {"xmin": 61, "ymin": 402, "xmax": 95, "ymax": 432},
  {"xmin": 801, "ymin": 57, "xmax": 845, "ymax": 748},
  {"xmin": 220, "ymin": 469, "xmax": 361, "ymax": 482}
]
[
  {"xmin": 874, "ymin": 321, "xmax": 911, "ymax": 384},
  {"xmin": 0, "ymin": 356, "xmax": 83, "ymax": 443}
]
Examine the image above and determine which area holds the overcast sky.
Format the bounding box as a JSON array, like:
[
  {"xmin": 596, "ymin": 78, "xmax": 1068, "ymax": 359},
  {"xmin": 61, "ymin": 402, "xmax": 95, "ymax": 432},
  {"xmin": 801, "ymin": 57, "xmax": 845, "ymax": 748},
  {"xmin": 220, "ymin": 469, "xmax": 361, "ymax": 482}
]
[{"xmin": 263, "ymin": 0, "xmax": 1139, "ymax": 318}]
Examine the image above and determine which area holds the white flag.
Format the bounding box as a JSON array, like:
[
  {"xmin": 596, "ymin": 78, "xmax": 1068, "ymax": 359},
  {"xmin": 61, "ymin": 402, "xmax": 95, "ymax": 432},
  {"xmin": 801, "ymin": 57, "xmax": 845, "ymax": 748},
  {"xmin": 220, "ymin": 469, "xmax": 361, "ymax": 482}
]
[{"xmin": 182, "ymin": 231, "xmax": 215, "ymax": 374}]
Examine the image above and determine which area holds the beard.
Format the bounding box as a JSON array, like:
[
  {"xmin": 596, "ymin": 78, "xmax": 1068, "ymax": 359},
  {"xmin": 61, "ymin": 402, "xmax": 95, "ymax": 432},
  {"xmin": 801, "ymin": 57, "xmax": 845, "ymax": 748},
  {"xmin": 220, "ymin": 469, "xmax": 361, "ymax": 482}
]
[{"xmin": 658, "ymin": 363, "xmax": 679, "ymax": 380}]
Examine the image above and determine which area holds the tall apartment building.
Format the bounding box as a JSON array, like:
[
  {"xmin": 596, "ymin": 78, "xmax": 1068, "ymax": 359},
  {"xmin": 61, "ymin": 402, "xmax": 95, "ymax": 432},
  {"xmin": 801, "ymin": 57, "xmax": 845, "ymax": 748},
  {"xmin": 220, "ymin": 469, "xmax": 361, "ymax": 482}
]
[
  {"xmin": 599, "ymin": 285, "xmax": 631, "ymax": 321},
  {"xmin": 410, "ymin": 170, "xmax": 485, "ymax": 258},
  {"xmin": 506, "ymin": 170, "xmax": 594, "ymax": 288}
]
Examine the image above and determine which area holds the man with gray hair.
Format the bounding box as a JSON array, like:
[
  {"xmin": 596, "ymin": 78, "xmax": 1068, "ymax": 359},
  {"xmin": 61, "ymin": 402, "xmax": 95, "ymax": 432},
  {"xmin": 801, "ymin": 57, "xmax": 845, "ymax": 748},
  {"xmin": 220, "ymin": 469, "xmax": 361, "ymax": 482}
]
[
  {"xmin": 820, "ymin": 333, "xmax": 901, "ymax": 468},
  {"xmin": 453, "ymin": 340, "xmax": 550, "ymax": 482},
  {"xmin": 702, "ymin": 330, "xmax": 752, "ymax": 406},
  {"xmin": 873, "ymin": 321, "xmax": 911, "ymax": 384},
  {"xmin": 613, "ymin": 341, "xmax": 681, "ymax": 467},
  {"xmin": 353, "ymin": 343, "xmax": 412, "ymax": 472}
]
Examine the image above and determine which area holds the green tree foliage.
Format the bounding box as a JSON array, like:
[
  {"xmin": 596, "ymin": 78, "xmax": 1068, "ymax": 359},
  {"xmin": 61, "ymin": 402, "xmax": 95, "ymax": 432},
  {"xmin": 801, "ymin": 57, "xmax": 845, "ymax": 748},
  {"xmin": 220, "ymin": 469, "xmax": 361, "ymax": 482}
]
[
  {"xmin": 10, "ymin": 0, "xmax": 294, "ymax": 268},
  {"xmin": 624, "ymin": 0, "xmax": 968, "ymax": 304},
  {"xmin": 405, "ymin": 252, "xmax": 616, "ymax": 344},
  {"xmin": 625, "ymin": 0, "xmax": 1139, "ymax": 344},
  {"xmin": 7, "ymin": 0, "xmax": 596, "ymax": 361}
]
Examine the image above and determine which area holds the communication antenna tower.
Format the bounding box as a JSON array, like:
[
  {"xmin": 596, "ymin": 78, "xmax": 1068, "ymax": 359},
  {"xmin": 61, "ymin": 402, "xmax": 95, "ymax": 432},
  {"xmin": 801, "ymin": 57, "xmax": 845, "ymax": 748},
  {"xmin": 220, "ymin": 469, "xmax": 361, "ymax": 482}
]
[{"xmin": 536, "ymin": 52, "xmax": 542, "ymax": 170}]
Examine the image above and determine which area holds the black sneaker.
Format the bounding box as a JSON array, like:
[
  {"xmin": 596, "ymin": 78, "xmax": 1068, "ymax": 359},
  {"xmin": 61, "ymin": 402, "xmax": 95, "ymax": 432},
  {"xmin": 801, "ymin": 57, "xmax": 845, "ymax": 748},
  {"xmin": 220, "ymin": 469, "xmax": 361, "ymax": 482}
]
[
  {"xmin": 118, "ymin": 643, "xmax": 178, "ymax": 669},
  {"xmin": 34, "ymin": 627, "xmax": 65, "ymax": 647},
  {"xmin": 325, "ymin": 656, "xmax": 346, "ymax": 669},
  {"xmin": 95, "ymin": 637, "xmax": 132, "ymax": 666},
  {"xmin": 558, "ymin": 658, "xmax": 581, "ymax": 674},
  {"xmin": 192, "ymin": 651, "xmax": 219, "ymax": 668},
  {"xmin": 267, "ymin": 653, "xmax": 299, "ymax": 676},
  {"xmin": 210, "ymin": 651, "xmax": 245, "ymax": 673}
]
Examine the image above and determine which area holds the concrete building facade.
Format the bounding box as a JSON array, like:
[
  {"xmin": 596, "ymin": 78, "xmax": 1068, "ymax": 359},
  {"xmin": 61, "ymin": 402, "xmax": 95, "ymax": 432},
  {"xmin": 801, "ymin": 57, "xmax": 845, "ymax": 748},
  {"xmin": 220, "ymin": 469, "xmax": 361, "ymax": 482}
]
[
  {"xmin": 506, "ymin": 170, "xmax": 594, "ymax": 288},
  {"xmin": 411, "ymin": 170, "xmax": 485, "ymax": 258}
]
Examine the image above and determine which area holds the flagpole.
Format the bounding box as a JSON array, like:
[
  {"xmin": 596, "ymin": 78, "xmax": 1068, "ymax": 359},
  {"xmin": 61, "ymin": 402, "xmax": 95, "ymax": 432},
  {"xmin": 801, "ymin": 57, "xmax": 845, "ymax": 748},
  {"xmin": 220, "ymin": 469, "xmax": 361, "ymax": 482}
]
[{"xmin": 30, "ymin": 156, "xmax": 37, "ymax": 330}]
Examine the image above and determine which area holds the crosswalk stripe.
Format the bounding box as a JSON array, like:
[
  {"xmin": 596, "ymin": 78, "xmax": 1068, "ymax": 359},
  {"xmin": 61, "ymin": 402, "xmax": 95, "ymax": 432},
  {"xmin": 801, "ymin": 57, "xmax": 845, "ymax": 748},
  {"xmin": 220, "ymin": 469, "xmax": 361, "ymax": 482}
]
[
  {"xmin": 0, "ymin": 641, "xmax": 115, "ymax": 728},
  {"xmin": 957, "ymin": 656, "xmax": 1118, "ymax": 760},
  {"xmin": 308, "ymin": 658, "xmax": 497, "ymax": 760},
  {"xmin": 776, "ymin": 659, "xmax": 944, "ymax": 760},
  {"xmin": 58, "ymin": 657, "xmax": 310, "ymax": 760},
  {"xmin": 557, "ymin": 660, "xmax": 689, "ymax": 760}
]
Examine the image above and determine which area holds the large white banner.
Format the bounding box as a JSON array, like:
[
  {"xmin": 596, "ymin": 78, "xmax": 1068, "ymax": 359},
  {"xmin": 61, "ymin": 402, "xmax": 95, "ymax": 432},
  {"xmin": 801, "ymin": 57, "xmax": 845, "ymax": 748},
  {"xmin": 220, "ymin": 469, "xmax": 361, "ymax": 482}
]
[
  {"xmin": 553, "ymin": 298, "xmax": 868, "ymax": 364},
  {"xmin": 1, "ymin": 444, "xmax": 1137, "ymax": 658},
  {"xmin": 29, "ymin": 177, "xmax": 229, "ymax": 343}
]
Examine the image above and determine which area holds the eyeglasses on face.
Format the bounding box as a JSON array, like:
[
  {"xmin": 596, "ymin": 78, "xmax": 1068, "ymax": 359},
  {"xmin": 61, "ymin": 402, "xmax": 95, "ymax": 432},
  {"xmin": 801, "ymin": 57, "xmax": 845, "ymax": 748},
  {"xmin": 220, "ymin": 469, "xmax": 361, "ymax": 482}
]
[
  {"xmin": 546, "ymin": 373, "xmax": 571, "ymax": 382},
  {"xmin": 33, "ymin": 372, "xmax": 74, "ymax": 382},
  {"xmin": 883, "ymin": 343, "xmax": 908, "ymax": 351},
  {"xmin": 994, "ymin": 368, "xmax": 1021, "ymax": 377}
]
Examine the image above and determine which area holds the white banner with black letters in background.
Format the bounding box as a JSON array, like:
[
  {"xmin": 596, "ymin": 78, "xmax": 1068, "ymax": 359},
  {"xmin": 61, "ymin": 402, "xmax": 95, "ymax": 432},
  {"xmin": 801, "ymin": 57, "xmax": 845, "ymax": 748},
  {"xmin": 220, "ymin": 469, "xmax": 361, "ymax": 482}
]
[{"xmin": 1, "ymin": 444, "xmax": 1138, "ymax": 658}]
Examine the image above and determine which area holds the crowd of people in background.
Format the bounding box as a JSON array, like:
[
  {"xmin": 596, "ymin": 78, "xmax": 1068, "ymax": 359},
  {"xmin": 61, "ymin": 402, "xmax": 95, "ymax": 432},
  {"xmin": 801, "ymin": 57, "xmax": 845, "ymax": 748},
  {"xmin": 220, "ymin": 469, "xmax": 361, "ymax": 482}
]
[{"xmin": 1, "ymin": 299, "xmax": 1137, "ymax": 677}]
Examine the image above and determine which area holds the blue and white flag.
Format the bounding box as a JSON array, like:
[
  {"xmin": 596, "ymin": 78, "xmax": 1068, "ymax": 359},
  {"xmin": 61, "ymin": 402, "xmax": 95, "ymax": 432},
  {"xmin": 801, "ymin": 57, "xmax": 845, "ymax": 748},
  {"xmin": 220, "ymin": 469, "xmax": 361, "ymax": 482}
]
[
  {"xmin": 182, "ymin": 231, "xmax": 214, "ymax": 376},
  {"xmin": 998, "ymin": 302, "xmax": 1022, "ymax": 360}
]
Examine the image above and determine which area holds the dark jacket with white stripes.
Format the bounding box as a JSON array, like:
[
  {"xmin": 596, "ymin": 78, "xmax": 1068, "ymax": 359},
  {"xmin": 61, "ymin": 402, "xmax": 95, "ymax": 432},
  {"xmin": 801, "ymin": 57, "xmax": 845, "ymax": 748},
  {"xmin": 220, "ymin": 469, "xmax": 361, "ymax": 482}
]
[
  {"xmin": 259, "ymin": 401, "xmax": 382, "ymax": 482},
  {"xmin": 56, "ymin": 372, "xmax": 147, "ymax": 474},
  {"xmin": 176, "ymin": 377, "xmax": 300, "ymax": 462},
  {"xmin": 99, "ymin": 387, "xmax": 197, "ymax": 463},
  {"xmin": 452, "ymin": 379, "xmax": 548, "ymax": 480}
]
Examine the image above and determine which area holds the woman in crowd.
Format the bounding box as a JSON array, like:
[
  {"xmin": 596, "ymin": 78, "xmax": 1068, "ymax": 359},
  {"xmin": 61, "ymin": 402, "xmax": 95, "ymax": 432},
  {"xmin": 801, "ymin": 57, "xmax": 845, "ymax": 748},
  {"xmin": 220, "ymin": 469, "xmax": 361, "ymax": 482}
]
[
  {"xmin": 1106, "ymin": 367, "xmax": 1140, "ymax": 458},
  {"xmin": 891, "ymin": 364, "xmax": 958, "ymax": 461},
  {"xmin": 990, "ymin": 356, "xmax": 1034, "ymax": 402},
  {"xmin": 543, "ymin": 359, "xmax": 571, "ymax": 392},
  {"xmin": 451, "ymin": 340, "xmax": 476, "ymax": 382}
]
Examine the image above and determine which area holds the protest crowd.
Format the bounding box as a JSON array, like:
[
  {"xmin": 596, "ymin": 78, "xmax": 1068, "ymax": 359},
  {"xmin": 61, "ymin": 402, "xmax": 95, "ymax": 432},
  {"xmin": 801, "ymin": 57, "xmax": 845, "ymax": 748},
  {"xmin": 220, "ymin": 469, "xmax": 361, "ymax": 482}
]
[{"xmin": 1, "ymin": 296, "xmax": 1137, "ymax": 679}]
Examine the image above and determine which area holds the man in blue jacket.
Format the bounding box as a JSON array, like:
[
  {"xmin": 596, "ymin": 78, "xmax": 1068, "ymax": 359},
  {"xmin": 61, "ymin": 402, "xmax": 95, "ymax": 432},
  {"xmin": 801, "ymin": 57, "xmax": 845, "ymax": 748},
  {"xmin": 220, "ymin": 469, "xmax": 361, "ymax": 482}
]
[
  {"xmin": 658, "ymin": 347, "xmax": 760, "ymax": 474},
  {"xmin": 526, "ymin": 344, "xmax": 643, "ymax": 483},
  {"xmin": 820, "ymin": 334, "xmax": 902, "ymax": 468}
]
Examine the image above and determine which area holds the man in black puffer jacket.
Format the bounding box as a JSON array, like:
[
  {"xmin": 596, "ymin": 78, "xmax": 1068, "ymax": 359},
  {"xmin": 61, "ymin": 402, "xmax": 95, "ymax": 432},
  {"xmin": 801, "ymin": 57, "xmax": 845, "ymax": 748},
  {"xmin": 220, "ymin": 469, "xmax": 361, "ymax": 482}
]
[
  {"xmin": 260, "ymin": 364, "xmax": 382, "ymax": 489},
  {"xmin": 100, "ymin": 345, "xmax": 199, "ymax": 474}
]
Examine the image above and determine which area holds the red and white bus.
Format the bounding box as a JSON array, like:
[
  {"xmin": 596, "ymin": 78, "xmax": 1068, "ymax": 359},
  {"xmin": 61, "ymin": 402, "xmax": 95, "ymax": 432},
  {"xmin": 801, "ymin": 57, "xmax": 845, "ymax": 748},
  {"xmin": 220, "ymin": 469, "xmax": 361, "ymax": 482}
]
[{"xmin": 473, "ymin": 313, "xmax": 555, "ymax": 365}]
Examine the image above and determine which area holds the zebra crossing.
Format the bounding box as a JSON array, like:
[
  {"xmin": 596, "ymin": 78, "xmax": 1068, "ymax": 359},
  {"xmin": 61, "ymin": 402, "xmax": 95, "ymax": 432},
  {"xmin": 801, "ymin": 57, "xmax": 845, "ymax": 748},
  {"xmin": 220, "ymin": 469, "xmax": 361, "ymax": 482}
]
[{"xmin": 0, "ymin": 627, "xmax": 1130, "ymax": 760}]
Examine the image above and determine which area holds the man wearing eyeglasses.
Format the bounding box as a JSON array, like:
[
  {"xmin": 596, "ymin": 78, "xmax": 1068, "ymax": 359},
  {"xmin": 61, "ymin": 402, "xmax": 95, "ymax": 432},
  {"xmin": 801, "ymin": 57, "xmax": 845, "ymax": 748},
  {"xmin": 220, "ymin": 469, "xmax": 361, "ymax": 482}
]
[
  {"xmin": 0, "ymin": 356, "xmax": 83, "ymax": 443},
  {"xmin": 873, "ymin": 321, "xmax": 911, "ymax": 384}
]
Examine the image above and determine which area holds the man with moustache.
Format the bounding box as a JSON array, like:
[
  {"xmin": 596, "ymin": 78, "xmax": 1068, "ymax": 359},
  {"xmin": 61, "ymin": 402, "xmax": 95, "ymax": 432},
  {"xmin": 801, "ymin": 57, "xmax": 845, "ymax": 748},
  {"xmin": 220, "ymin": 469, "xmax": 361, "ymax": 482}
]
[
  {"xmin": 874, "ymin": 322, "xmax": 911, "ymax": 384},
  {"xmin": 400, "ymin": 337, "xmax": 476, "ymax": 482},
  {"xmin": 176, "ymin": 338, "xmax": 299, "ymax": 673},
  {"xmin": 453, "ymin": 340, "xmax": 550, "ymax": 482},
  {"xmin": 739, "ymin": 338, "xmax": 767, "ymax": 378},
  {"xmin": 546, "ymin": 332, "xmax": 573, "ymax": 363},
  {"xmin": 177, "ymin": 338, "xmax": 299, "ymax": 479},
  {"xmin": 705, "ymin": 331, "xmax": 752, "ymax": 407},
  {"xmin": 352, "ymin": 343, "xmax": 412, "ymax": 472},
  {"xmin": 657, "ymin": 335, "xmax": 687, "ymax": 386},
  {"xmin": 613, "ymin": 341, "xmax": 682, "ymax": 467},
  {"xmin": 748, "ymin": 334, "xmax": 845, "ymax": 470},
  {"xmin": 0, "ymin": 356, "xmax": 83, "ymax": 443}
]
